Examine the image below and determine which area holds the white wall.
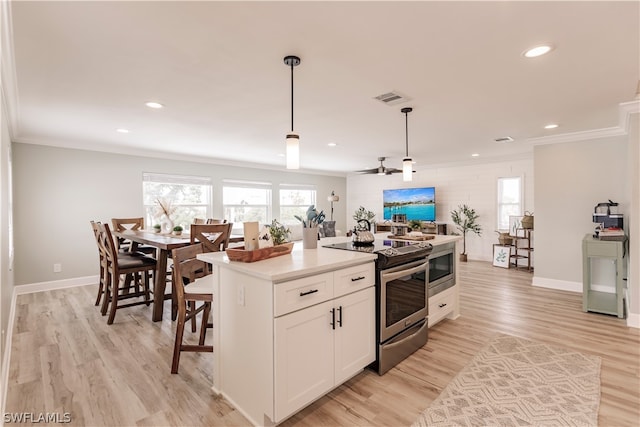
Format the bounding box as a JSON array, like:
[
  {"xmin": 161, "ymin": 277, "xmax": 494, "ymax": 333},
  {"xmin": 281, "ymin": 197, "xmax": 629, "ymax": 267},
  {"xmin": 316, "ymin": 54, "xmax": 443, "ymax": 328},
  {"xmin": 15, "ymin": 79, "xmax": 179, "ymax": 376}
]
[
  {"xmin": 11, "ymin": 143, "xmax": 346, "ymax": 285},
  {"xmin": 533, "ymin": 136, "xmax": 629, "ymax": 290},
  {"xmin": 627, "ymin": 113, "xmax": 639, "ymax": 322},
  {"xmin": 346, "ymin": 157, "xmax": 534, "ymax": 261}
]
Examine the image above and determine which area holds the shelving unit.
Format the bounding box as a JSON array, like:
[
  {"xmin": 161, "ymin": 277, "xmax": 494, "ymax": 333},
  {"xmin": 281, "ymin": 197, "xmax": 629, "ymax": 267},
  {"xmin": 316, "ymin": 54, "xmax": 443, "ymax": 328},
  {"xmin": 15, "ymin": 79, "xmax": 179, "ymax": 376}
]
[
  {"xmin": 582, "ymin": 234, "xmax": 627, "ymax": 318},
  {"xmin": 509, "ymin": 228, "xmax": 533, "ymax": 272}
]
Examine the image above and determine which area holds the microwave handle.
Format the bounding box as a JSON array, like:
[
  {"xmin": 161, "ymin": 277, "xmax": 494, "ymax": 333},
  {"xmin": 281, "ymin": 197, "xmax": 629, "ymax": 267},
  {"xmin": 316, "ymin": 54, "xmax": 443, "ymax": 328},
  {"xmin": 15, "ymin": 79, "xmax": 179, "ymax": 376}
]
[{"xmin": 381, "ymin": 261, "xmax": 428, "ymax": 282}]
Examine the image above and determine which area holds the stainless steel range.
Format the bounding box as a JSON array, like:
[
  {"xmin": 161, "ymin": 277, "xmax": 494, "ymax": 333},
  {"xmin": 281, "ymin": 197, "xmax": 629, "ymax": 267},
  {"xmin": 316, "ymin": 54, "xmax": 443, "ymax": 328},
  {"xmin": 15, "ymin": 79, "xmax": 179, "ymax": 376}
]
[{"xmin": 323, "ymin": 239, "xmax": 432, "ymax": 374}]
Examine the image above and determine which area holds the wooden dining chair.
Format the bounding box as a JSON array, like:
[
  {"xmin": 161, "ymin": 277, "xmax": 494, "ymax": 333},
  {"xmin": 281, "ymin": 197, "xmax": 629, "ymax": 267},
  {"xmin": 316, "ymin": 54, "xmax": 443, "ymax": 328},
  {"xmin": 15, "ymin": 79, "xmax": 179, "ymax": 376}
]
[
  {"xmin": 111, "ymin": 217, "xmax": 157, "ymax": 256},
  {"xmin": 90, "ymin": 221, "xmax": 108, "ymax": 307},
  {"xmin": 206, "ymin": 218, "xmax": 227, "ymax": 224},
  {"xmin": 193, "ymin": 218, "xmax": 207, "ymax": 225},
  {"xmin": 190, "ymin": 223, "xmax": 233, "ymax": 253},
  {"xmin": 97, "ymin": 222, "xmax": 158, "ymax": 324},
  {"xmin": 171, "ymin": 243, "xmax": 213, "ymax": 374}
]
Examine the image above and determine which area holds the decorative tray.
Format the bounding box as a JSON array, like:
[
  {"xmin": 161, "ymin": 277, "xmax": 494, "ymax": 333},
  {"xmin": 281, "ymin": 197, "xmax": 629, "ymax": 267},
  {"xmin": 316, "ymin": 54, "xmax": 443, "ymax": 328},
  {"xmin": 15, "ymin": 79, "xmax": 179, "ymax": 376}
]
[
  {"xmin": 226, "ymin": 242, "xmax": 294, "ymax": 263},
  {"xmin": 387, "ymin": 234, "xmax": 435, "ymax": 241}
]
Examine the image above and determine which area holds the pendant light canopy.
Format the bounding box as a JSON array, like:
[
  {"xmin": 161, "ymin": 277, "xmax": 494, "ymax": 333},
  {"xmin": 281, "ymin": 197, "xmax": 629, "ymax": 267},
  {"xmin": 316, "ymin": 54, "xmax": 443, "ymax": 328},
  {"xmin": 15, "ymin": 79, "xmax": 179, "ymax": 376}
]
[
  {"xmin": 284, "ymin": 55, "xmax": 301, "ymax": 169},
  {"xmin": 401, "ymin": 107, "xmax": 413, "ymax": 181}
]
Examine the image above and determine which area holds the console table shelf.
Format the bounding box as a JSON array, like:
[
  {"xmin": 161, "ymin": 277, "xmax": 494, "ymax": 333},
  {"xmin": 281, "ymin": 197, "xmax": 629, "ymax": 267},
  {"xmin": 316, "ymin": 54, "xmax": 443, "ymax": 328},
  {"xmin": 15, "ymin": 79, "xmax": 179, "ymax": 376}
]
[{"xmin": 509, "ymin": 229, "xmax": 533, "ymax": 272}]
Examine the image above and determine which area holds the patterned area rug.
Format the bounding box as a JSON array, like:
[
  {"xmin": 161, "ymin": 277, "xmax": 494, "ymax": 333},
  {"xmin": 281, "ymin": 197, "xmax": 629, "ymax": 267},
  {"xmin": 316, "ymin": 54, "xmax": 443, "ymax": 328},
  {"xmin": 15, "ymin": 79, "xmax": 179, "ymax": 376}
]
[{"xmin": 412, "ymin": 334, "xmax": 601, "ymax": 427}]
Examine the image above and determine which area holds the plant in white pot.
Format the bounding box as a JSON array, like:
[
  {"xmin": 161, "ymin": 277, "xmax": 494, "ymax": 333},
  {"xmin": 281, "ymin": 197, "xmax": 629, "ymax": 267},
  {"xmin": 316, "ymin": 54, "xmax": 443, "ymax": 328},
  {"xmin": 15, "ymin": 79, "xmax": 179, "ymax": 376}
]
[{"xmin": 450, "ymin": 204, "xmax": 482, "ymax": 262}]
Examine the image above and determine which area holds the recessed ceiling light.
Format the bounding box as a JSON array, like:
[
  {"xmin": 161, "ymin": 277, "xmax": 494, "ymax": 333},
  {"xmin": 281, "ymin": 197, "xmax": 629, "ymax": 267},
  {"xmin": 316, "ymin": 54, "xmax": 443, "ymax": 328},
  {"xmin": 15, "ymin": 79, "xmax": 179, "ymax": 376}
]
[
  {"xmin": 471, "ymin": 153, "xmax": 480, "ymax": 157},
  {"xmin": 544, "ymin": 123, "xmax": 559, "ymax": 129},
  {"xmin": 523, "ymin": 44, "xmax": 554, "ymax": 58},
  {"xmin": 145, "ymin": 101, "xmax": 164, "ymax": 109},
  {"xmin": 116, "ymin": 128, "xmax": 129, "ymax": 133},
  {"xmin": 327, "ymin": 142, "xmax": 337, "ymax": 147}
]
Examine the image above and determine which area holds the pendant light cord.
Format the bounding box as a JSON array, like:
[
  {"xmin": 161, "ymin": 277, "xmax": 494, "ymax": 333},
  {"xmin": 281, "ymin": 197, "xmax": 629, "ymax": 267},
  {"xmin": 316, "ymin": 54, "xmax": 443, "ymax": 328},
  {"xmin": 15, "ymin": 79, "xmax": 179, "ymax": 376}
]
[
  {"xmin": 290, "ymin": 62, "xmax": 294, "ymax": 132},
  {"xmin": 405, "ymin": 110, "xmax": 409, "ymax": 157}
]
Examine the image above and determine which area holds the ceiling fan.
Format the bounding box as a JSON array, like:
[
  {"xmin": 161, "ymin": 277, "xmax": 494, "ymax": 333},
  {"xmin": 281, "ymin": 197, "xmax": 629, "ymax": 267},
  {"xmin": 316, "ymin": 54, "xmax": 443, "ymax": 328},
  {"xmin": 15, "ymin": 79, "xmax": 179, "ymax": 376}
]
[{"xmin": 356, "ymin": 157, "xmax": 402, "ymax": 175}]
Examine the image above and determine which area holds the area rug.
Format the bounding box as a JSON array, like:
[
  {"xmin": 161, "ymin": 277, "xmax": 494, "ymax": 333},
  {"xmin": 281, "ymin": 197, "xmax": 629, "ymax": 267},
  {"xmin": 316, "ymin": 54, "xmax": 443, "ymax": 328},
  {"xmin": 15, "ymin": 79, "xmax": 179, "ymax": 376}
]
[{"xmin": 412, "ymin": 334, "xmax": 601, "ymax": 427}]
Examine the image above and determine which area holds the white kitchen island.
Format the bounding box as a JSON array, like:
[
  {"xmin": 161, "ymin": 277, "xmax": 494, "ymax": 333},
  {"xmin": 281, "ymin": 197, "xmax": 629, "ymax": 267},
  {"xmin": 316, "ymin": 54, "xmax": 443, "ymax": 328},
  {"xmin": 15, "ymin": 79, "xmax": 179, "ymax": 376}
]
[{"xmin": 197, "ymin": 242, "xmax": 378, "ymax": 426}]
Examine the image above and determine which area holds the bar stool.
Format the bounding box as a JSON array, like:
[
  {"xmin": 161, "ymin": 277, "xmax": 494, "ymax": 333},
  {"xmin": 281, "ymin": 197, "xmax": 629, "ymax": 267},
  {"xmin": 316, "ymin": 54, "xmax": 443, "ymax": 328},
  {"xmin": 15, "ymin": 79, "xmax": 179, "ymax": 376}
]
[{"xmin": 171, "ymin": 243, "xmax": 213, "ymax": 374}]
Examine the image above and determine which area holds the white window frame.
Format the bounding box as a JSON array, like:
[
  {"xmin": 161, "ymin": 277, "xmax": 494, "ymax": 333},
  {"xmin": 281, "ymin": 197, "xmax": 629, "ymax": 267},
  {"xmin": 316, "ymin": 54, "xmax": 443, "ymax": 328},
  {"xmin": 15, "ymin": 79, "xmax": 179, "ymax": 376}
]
[
  {"xmin": 142, "ymin": 172, "xmax": 212, "ymax": 228},
  {"xmin": 222, "ymin": 179, "xmax": 273, "ymax": 231},
  {"xmin": 279, "ymin": 184, "xmax": 317, "ymax": 225},
  {"xmin": 497, "ymin": 176, "xmax": 523, "ymax": 231}
]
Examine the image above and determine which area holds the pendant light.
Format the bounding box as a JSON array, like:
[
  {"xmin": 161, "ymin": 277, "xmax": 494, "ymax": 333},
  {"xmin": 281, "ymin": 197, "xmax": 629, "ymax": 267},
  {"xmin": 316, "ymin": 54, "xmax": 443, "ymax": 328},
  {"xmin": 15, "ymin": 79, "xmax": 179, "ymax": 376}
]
[
  {"xmin": 284, "ymin": 55, "xmax": 301, "ymax": 169},
  {"xmin": 401, "ymin": 107, "xmax": 413, "ymax": 181}
]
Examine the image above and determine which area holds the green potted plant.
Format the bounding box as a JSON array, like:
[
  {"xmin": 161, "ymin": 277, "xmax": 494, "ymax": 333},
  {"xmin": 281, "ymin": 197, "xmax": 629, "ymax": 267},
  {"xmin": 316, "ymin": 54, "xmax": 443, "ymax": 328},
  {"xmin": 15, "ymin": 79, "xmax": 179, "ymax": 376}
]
[
  {"xmin": 172, "ymin": 225, "xmax": 183, "ymax": 236},
  {"xmin": 153, "ymin": 224, "xmax": 161, "ymax": 233},
  {"xmin": 450, "ymin": 204, "xmax": 482, "ymax": 262},
  {"xmin": 268, "ymin": 219, "xmax": 291, "ymax": 245},
  {"xmin": 408, "ymin": 219, "xmax": 423, "ymax": 231}
]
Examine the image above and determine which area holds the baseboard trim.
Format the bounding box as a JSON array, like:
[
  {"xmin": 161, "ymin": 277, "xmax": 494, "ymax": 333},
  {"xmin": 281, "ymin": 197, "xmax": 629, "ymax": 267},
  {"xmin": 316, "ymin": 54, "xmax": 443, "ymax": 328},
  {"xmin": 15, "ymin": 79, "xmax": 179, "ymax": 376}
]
[
  {"xmin": 627, "ymin": 313, "xmax": 640, "ymax": 329},
  {"xmin": 532, "ymin": 276, "xmax": 582, "ymax": 293},
  {"xmin": 14, "ymin": 275, "xmax": 97, "ymax": 295}
]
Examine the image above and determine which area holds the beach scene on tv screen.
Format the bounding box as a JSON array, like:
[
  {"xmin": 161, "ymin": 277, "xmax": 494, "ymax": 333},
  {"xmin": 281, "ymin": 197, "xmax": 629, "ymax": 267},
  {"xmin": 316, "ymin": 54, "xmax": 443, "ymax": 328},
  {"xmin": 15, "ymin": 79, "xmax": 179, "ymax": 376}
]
[{"xmin": 383, "ymin": 187, "xmax": 436, "ymax": 221}]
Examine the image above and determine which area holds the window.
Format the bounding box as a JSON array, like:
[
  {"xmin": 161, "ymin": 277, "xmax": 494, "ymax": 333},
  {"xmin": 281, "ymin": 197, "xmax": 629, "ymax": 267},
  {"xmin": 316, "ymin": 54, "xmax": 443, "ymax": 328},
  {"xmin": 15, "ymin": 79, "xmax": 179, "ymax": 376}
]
[
  {"xmin": 143, "ymin": 173, "xmax": 212, "ymax": 228},
  {"xmin": 222, "ymin": 180, "xmax": 272, "ymax": 230},
  {"xmin": 279, "ymin": 184, "xmax": 316, "ymax": 225},
  {"xmin": 497, "ymin": 176, "xmax": 522, "ymax": 230}
]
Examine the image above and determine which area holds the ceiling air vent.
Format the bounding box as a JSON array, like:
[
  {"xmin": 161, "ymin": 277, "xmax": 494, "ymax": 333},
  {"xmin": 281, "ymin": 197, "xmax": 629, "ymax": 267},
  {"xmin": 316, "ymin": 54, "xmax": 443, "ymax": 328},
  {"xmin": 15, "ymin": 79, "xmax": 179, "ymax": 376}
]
[
  {"xmin": 494, "ymin": 136, "xmax": 515, "ymax": 143},
  {"xmin": 374, "ymin": 91, "xmax": 410, "ymax": 106}
]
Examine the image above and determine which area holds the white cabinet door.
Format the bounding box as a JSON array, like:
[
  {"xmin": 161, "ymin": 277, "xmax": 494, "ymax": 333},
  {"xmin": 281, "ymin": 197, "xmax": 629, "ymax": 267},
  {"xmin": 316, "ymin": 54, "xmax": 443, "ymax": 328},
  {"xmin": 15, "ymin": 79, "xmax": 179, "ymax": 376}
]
[
  {"xmin": 334, "ymin": 287, "xmax": 376, "ymax": 384},
  {"xmin": 274, "ymin": 300, "xmax": 334, "ymax": 422}
]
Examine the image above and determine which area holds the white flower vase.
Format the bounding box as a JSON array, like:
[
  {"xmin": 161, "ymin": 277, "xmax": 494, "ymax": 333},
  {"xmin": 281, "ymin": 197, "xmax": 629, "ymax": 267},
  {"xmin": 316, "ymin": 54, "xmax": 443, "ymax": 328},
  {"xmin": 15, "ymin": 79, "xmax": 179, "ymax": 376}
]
[{"xmin": 161, "ymin": 215, "xmax": 174, "ymax": 234}]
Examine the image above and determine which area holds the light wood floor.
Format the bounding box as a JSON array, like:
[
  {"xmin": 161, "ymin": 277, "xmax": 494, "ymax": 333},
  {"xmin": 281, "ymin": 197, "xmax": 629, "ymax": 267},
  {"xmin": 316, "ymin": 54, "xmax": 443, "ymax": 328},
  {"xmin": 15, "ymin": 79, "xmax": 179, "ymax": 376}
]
[{"xmin": 5, "ymin": 261, "xmax": 639, "ymax": 426}]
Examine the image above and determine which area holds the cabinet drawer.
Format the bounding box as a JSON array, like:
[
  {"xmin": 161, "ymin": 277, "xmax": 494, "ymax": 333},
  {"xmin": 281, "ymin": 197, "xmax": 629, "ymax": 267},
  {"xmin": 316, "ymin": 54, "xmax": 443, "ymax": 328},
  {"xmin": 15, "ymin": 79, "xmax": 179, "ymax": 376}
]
[
  {"xmin": 334, "ymin": 263, "xmax": 375, "ymax": 298},
  {"xmin": 585, "ymin": 241, "xmax": 620, "ymax": 258},
  {"xmin": 428, "ymin": 286, "xmax": 455, "ymax": 327},
  {"xmin": 275, "ymin": 272, "xmax": 334, "ymax": 317}
]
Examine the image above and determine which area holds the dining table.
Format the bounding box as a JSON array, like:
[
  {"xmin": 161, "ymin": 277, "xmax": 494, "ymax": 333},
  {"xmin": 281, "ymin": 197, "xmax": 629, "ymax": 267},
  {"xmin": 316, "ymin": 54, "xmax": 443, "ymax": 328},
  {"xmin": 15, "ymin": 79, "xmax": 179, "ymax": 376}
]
[{"xmin": 113, "ymin": 229, "xmax": 191, "ymax": 322}]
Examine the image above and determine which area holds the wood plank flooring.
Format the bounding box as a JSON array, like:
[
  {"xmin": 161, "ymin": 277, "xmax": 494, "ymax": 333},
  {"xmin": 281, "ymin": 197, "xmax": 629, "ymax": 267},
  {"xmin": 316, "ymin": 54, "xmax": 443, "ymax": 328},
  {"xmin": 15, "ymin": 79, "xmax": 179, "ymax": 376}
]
[{"xmin": 5, "ymin": 261, "xmax": 639, "ymax": 426}]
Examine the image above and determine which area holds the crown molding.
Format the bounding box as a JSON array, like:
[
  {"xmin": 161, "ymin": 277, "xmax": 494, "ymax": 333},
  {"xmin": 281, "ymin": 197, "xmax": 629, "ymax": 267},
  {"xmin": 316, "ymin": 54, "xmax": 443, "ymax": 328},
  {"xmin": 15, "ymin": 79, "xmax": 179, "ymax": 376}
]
[
  {"xmin": 0, "ymin": 0, "xmax": 19, "ymax": 138},
  {"xmin": 526, "ymin": 100, "xmax": 640, "ymax": 146}
]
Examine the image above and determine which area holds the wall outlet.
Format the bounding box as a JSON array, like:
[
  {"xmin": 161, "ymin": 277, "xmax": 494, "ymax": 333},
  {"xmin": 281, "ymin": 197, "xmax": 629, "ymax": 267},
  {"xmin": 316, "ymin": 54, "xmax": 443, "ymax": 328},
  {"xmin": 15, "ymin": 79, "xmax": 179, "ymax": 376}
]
[
  {"xmin": 53, "ymin": 263, "xmax": 62, "ymax": 273},
  {"xmin": 237, "ymin": 285, "xmax": 245, "ymax": 306}
]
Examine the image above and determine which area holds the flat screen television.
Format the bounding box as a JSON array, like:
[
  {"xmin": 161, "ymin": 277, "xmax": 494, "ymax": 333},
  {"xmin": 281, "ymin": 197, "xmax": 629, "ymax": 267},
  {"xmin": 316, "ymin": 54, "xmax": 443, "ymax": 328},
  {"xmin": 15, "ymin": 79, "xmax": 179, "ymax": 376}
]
[{"xmin": 383, "ymin": 187, "xmax": 436, "ymax": 221}]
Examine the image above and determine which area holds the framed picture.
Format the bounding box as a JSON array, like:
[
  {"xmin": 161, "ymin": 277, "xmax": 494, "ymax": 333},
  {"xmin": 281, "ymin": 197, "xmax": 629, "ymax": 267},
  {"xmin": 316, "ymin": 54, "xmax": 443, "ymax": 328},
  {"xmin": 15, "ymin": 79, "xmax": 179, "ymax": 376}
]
[
  {"xmin": 509, "ymin": 216, "xmax": 525, "ymax": 237},
  {"xmin": 493, "ymin": 245, "xmax": 511, "ymax": 268}
]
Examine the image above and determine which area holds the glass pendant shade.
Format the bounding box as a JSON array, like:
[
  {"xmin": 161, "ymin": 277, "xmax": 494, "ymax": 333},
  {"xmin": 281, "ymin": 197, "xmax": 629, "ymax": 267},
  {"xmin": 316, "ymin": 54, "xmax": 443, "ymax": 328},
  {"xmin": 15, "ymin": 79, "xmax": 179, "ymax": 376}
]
[
  {"xmin": 286, "ymin": 132, "xmax": 300, "ymax": 169},
  {"xmin": 403, "ymin": 157, "xmax": 413, "ymax": 181}
]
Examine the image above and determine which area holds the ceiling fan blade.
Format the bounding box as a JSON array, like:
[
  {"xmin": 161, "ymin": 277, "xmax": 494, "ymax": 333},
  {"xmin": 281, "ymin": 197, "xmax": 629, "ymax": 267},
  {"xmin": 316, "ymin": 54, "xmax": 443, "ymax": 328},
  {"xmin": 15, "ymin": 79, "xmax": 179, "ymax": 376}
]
[
  {"xmin": 385, "ymin": 168, "xmax": 402, "ymax": 174},
  {"xmin": 355, "ymin": 167, "xmax": 379, "ymax": 174}
]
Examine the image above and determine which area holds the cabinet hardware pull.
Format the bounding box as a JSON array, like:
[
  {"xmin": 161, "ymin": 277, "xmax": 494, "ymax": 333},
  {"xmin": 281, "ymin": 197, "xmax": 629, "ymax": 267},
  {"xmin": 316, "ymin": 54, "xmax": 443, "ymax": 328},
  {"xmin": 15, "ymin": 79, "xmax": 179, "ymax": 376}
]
[
  {"xmin": 439, "ymin": 303, "xmax": 447, "ymax": 308},
  {"xmin": 351, "ymin": 276, "xmax": 365, "ymax": 282},
  {"xmin": 337, "ymin": 306, "xmax": 343, "ymax": 327},
  {"xmin": 299, "ymin": 289, "xmax": 319, "ymax": 297},
  {"xmin": 330, "ymin": 308, "xmax": 336, "ymax": 330}
]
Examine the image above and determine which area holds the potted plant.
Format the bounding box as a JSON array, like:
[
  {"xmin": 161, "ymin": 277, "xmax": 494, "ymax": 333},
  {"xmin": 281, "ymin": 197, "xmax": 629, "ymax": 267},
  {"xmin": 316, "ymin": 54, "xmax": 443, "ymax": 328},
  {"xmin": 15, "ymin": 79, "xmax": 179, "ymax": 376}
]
[
  {"xmin": 153, "ymin": 224, "xmax": 161, "ymax": 233},
  {"xmin": 450, "ymin": 204, "xmax": 482, "ymax": 262},
  {"xmin": 172, "ymin": 225, "xmax": 183, "ymax": 236},
  {"xmin": 268, "ymin": 219, "xmax": 291, "ymax": 245},
  {"xmin": 408, "ymin": 219, "xmax": 423, "ymax": 231}
]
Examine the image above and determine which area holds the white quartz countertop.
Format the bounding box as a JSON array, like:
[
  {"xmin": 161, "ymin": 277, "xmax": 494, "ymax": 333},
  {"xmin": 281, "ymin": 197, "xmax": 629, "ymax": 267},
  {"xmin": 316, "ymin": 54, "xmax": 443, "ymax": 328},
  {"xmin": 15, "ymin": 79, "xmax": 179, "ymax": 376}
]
[{"xmin": 197, "ymin": 232, "xmax": 460, "ymax": 283}]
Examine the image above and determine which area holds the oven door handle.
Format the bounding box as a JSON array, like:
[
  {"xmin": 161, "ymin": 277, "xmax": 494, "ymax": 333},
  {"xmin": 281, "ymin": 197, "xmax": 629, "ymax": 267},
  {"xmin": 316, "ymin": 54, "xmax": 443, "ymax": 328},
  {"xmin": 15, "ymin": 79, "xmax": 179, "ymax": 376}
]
[{"xmin": 380, "ymin": 261, "xmax": 428, "ymax": 282}]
